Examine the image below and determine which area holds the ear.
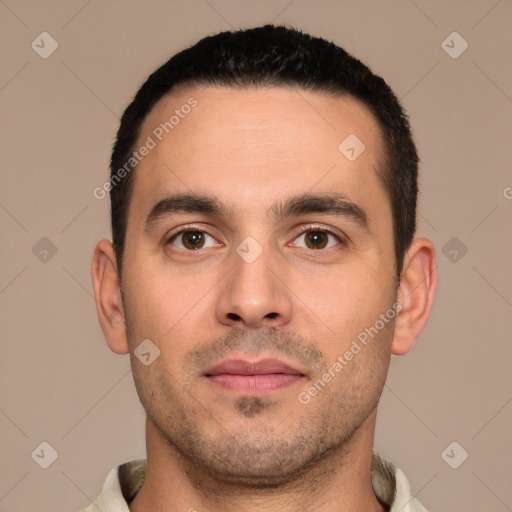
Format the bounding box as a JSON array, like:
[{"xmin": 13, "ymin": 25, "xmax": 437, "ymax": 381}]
[
  {"xmin": 392, "ymin": 237, "xmax": 437, "ymax": 355},
  {"xmin": 91, "ymin": 239, "xmax": 129, "ymax": 355}
]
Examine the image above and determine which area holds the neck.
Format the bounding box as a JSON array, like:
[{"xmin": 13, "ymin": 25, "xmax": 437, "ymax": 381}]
[{"xmin": 129, "ymin": 410, "xmax": 385, "ymax": 512}]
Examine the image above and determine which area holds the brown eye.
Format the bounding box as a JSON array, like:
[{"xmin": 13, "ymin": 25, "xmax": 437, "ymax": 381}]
[
  {"xmin": 305, "ymin": 231, "xmax": 329, "ymax": 249},
  {"xmin": 181, "ymin": 231, "xmax": 205, "ymax": 249},
  {"xmin": 168, "ymin": 230, "xmax": 218, "ymax": 251},
  {"xmin": 291, "ymin": 228, "xmax": 342, "ymax": 250}
]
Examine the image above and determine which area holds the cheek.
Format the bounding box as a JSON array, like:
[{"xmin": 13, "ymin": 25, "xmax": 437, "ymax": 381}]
[
  {"xmin": 305, "ymin": 266, "xmax": 396, "ymax": 359},
  {"xmin": 123, "ymin": 271, "xmax": 167, "ymax": 331},
  {"xmin": 123, "ymin": 252, "xmax": 193, "ymax": 324},
  {"xmin": 314, "ymin": 263, "xmax": 393, "ymax": 316},
  {"xmin": 122, "ymin": 258, "xmax": 218, "ymax": 366}
]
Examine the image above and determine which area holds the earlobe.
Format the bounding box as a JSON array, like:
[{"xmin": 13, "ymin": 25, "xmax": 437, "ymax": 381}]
[
  {"xmin": 91, "ymin": 239, "xmax": 130, "ymax": 355},
  {"xmin": 391, "ymin": 238, "xmax": 438, "ymax": 356}
]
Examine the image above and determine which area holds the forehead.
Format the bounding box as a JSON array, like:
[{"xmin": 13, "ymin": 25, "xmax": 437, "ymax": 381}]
[{"xmin": 129, "ymin": 85, "xmax": 388, "ymax": 225}]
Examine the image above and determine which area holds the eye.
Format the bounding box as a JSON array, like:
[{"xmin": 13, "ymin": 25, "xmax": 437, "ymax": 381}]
[
  {"xmin": 167, "ymin": 230, "xmax": 220, "ymax": 251},
  {"xmin": 291, "ymin": 227, "xmax": 342, "ymax": 250}
]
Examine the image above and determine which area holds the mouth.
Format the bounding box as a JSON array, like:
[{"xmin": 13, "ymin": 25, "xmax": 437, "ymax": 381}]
[{"xmin": 204, "ymin": 358, "xmax": 306, "ymax": 396}]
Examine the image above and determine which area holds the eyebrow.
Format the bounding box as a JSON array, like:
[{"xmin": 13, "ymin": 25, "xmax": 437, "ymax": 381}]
[{"xmin": 144, "ymin": 192, "xmax": 370, "ymax": 233}]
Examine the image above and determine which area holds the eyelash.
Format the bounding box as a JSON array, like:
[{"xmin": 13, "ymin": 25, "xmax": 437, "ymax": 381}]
[
  {"xmin": 291, "ymin": 224, "xmax": 344, "ymax": 249},
  {"xmin": 165, "ymin": 224, "xmax": 345, "ymax": 251}
]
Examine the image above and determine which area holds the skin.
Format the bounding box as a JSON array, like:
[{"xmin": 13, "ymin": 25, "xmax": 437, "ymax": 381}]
[{"xmin": 92, "ymin": 85, "xmax": 437, "ymax": 512}]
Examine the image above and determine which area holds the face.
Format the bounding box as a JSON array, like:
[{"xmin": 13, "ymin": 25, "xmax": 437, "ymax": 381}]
[{"xmin": 121, "ymin": 86, "xmax": 398, "ymax": 485}]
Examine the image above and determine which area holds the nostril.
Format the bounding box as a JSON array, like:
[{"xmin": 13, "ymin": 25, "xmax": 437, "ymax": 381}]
[
  {"xmin": 265, "ymin": 312, "xmax": 278, "ymax": 319},
  {"xmin": 227, "ymin": 313, "xmax": 241, "ymax": 321}
]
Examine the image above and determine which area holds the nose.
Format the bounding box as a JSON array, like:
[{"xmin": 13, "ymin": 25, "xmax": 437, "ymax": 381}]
[{"xmin": 215, "ymin": 245, "xmax": 293, "ymax": 329}]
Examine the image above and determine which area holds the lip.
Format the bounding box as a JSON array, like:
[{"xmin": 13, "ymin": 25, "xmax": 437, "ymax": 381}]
[
  {"xmin": 205, "ymin": 358, "xmax": 304, "ymax": 376},
  {"xmin": 204, "ymin": 358, "xmax": 306, "ymax": 395}
]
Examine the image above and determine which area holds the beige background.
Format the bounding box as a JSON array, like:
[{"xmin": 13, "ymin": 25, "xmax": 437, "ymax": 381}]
[{"xmin": 1, "ymin": 1, "xmax": 511, "ymax": 511}]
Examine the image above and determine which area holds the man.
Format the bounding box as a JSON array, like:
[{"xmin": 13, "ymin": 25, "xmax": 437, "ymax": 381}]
[{"xmin": 89, "ymin": 24, "xmax": 437, "ymax": 512}]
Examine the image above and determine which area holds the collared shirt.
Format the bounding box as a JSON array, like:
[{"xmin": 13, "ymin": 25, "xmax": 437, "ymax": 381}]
[{"xmin": 81, "ymin": 451, "xmax": 428, "ymax": 511}]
